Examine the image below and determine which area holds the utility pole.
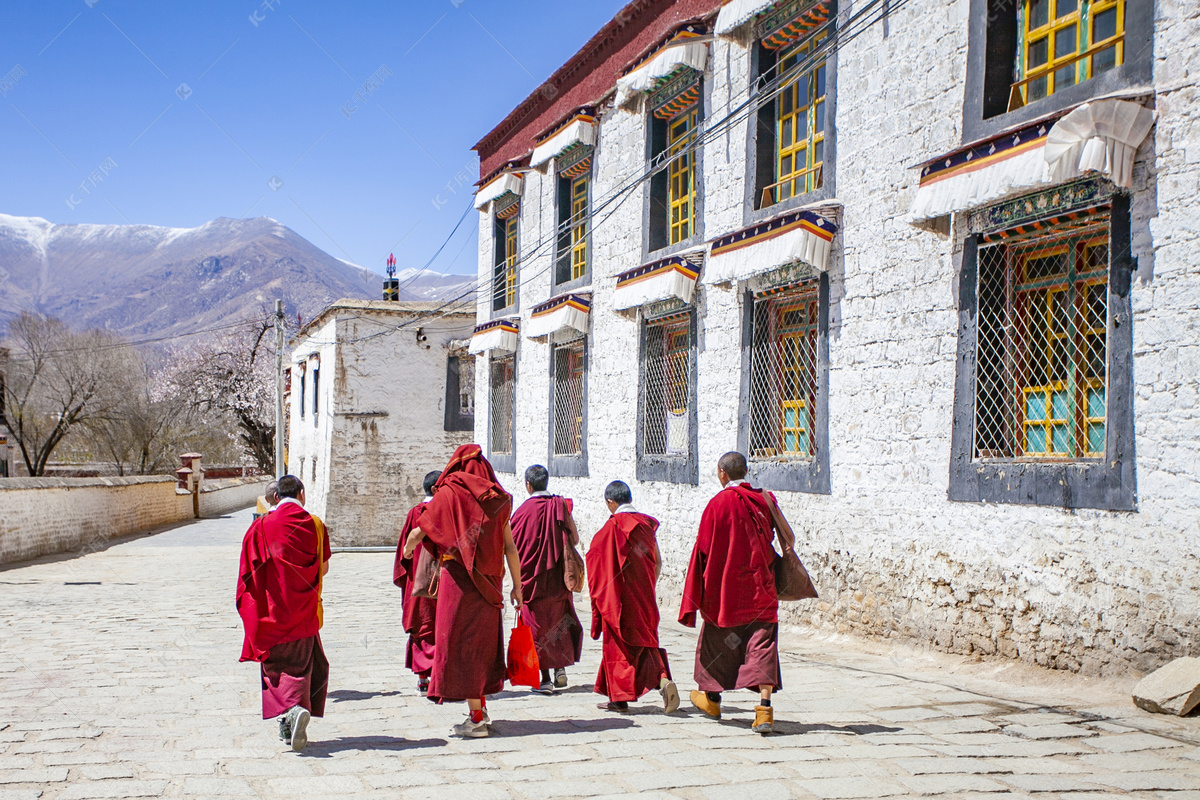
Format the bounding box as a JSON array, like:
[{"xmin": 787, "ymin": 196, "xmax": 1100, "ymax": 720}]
[{"xmin": 274, "ymin": 299, "xmax": 286, "ymax": 479}]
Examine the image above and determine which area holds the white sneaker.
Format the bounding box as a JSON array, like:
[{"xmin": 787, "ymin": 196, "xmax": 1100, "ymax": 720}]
[
  {"xmin": 660, "ymin": 678, "xmax": 680, "ymax": 714},
  {"xmin": 532, "ymin": 682, "xmax": 555, "ymax": 695},
  {"xmin": 553, "ymin": 668, "xmax": 568, "ymax": 688},
  {"xmin": 287, "ymin": 706, "xmax": 310, "ymax": 751},
  {"xmin": 452, "ymin": 716, "xmax": 490, "ymax": 738}
]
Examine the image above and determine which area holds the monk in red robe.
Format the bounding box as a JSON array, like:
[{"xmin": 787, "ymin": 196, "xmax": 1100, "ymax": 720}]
[
  {"xmin": 510, "ymin": 464, "xmax": 583, "ymax": 695},
  {"xmin": 392, "ymin": 470, "xmax": 441, "ymax": 697},
  {"xmin": 402, "ymin": 445, "xmax": 523, "ymax": 738},
  {"xmin": 586, "ymin": 480, "xmax": 679, "ymax": 714},
  {"xmin": 237, "ymin": 475, "xmax": 330, "ymax": 751},
  {"xmin": 680, "ymin": 452, "xmax": 796, "ymax": 734}
]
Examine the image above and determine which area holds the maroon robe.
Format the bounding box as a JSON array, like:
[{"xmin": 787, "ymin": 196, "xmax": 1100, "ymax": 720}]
[
  {"xmin": 586, "ymin": 511, "xmax": 671, "ymax": 702},
  {"xmin": 392, "ymin": 502, "xmax": 437, "ymax": 679},
  {"xmin": 510, "ymin": 495, "xmax": 583, "ymax": 670},
  {"xmin": 680, "ymin": 483, "xmax": 782, "ymax": 691},
  {"xmin": 417, "ymin": 445, "xmax": 512, "ymax": 701},
  {"xmin": 236, "ymin": 501, "xmax": 331, "ymax": 717}
]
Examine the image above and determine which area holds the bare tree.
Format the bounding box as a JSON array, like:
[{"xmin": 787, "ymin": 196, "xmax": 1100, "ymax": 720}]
[
  {"xmin": 1, "ymin": 313, "xmax": 131, "ymax": 476},
  {"xmin": 82, "ymin": 360, "xmax": 191, "ymax": 476},
  {"xmin": 171, "ymin": 316, "xmax": 277, "ymax": 473}
]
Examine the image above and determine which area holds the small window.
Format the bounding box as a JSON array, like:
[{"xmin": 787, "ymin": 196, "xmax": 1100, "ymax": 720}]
[
  {"xmin": 493, "ymin": 203, "xmax": 519, "ymax": 313},
  {"xmin": 555, "ymin": 153, "xmax": 593, "ymax": 290},
  {"xmin": 648, "ymin": 85, "xmax": 702, "ymax": 253},
  {"xmin": 298, "ymin": 370, "xmax": 306, "ymax": 419},
  {"xmin": 748, "ymin": 286, "xmax": 820, "ymax": 460},
  {"xmin": 974, "ymin": 217, "xmax": 1110, "ymax": 460},
  {"xmin": 489, "ymin": 355, "xmax": 515, "ymax": 459},
  {"xmin": 1011, "ymin": 0, "xmax": 1125, "ymax": 110},
  {"xmin": 444, "ymin": 352, "xmax": 476, "ymax": 432},
  {"xmin": 552, "ymin": 339, "xmax": 586, "ymax": 457},
  {"xmin": 312, "ymin": 366, "xmax": 320, "ymax": 424},
  {"xmin": 637, "ymin": 311, "xmax": 697, "ymax": 484}
]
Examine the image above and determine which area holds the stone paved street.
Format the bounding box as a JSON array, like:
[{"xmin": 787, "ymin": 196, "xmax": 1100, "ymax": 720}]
[{"xmin": 2, "ymin": 509, "xmax": 1199, "ymax": 799}]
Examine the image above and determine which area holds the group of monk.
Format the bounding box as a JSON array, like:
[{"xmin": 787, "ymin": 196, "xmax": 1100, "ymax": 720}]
[{"xmin": 236, "ymin": 445, "xmax": 801, "ymax": 750}]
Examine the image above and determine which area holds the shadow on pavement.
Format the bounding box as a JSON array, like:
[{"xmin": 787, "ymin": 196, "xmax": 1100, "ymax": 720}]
[
  {"xmin": 301, "ymin": 736, "xmax": 446, "ymax": 756},
  {"xmin": 714, "ymin": 719, "xmax": 904, "ymax": 736},
  {"xmin": 328, "ymin": 689, "xmax": 402, "ymax": 702},
  {"xmin": 488, "ymin": 718, "xmax": 636, "ymax": 736}
]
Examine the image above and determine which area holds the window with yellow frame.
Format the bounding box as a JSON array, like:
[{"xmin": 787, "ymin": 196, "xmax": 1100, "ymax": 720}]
[
  {"xmin": 492, "ymin": 213, "xmax": 518, "ymax": 311},
  {"xmin": 666, "ymin": 106, "xmax": 698, "ymax": 246},
  {"xmin": 773, "ymin": 32, "xmax": 827, "ymax": 204},
  {"xmin": 748, "ymin": 287, "xmax": 819, "ymax": 460},
  {"xmin": 569, "ymin": 174, "xmax": 589, "ymax": 281},
  {"xmin": 1013, "ymin": 0, "xmax": 1125, "ymax": 108}
]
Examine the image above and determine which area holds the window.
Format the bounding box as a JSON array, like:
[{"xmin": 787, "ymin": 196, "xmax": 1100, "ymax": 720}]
[
  {"xmin": 637, "ymin": 311, "xmax": 697, "ymax": 484},
  {"xmin": 444, "ymin": 352, "xmax": 476, "ymax": 432},
  {"xmin": 488, "ymin": 354, "xmax": 516, "ymax": 470},
  {"xmin": 493, "ymin": 204, "xmax": 519, "ymax": 312},
  {"xmin": 749, "ymin": 286, "xmax": 819, "ymax": 459},
  {"xmin": 555, "ymin": 152, "xmax": 592, "ymax": 290},
  {"xmin": 974, "ymin": 218, "xmax": 1109, "ymax": 460},
  {"xmin": 750, "ymin": 0, "xmax": 834, "ymax": 213},
  {"xmin": 298, "ymin": 369, "xmax": 306, "ymax": 419},
  {"xmin": 648, "ymin": 80, "xmax": 702, "ymax": 253},
  {"xmin": 949, "ymin": 185, "xmax": 1136, "ymax": 509},
  {"xmin": 964, "ymin": 0, "xmax": 1147, "ymax": 139},
  {"xmin": 311, "ymin": 365, "xmax": 320, "ymax": 423},
  {"xmin": 549, "ymin": 338, "xmax": 588, "ymax": 476},
  {"xmin": 1012, "ymin": 0, "xmax": 1125, "ymax": 108}
]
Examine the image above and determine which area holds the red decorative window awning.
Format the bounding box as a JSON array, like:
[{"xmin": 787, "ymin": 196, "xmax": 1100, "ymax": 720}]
[{"xmin": 757, "ymin": 0, "xmax": 832, "ymax": 51}]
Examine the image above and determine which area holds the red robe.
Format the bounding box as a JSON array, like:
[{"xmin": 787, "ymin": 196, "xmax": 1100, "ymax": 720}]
[
  {"xmin": 392, "ymin": 502, "xmax": 437, "ymax": 678},
  {"xmin": 679, "ymin": 483, "xmax": 779, "ymax": 629},
  {"xmin": 237, "ymin": 501, "xmax": 330, "ymax": 662},
  {"xmin": 418, "ymin": 445, "xmax": 512, "ymax": 701},
  {"xmin": 510, "ymin": 495, "xmax": 583, "ymax": 670},
  {"xmin": 586, "ymin": 511, "xmax": 671, "ymax": 702}
]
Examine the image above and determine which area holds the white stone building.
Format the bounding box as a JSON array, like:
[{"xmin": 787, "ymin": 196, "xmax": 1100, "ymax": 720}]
[
  {"xmin": 466, "ymin": 0, "xmax": 1199, "ymax": 673},
  {"xmin": 287, "ymin": 300, "xmax": 476, "ymax": 546}
]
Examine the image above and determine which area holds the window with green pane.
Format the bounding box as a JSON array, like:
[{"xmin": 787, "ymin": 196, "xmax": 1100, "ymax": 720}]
[
  {"xmin": 667, "ymin": 107, "xmax": 698, "ymax": 245},
  {"xmin": 1013, "ymin": 0, "xmax": 1125, "ymax": 108},
  {"xmin": 775, "ymin": 32, "xmax": 827, "ymax": 203}
]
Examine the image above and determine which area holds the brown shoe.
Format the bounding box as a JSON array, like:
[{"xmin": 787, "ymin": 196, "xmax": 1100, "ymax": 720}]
[
  {"xmin": 689, "ymin": 690, "xmax": 721, "ymax": 719},
  {"xmin": 752, "ymin": 705, "xmax": 774, "ymax": 734}
]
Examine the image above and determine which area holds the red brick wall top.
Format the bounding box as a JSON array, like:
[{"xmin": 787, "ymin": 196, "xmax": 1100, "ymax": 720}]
[{"xmin": 474, "ymin": 0, "xmax": 723, "ymax": 184}]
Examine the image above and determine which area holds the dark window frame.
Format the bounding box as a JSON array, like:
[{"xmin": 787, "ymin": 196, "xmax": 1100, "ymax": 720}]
[
  {"xmin": 636, "ymin": 307, "xmax": 699, "ymax": 485},
  {"xmin": 961, "ymin": 0, "xmax": 1152, "ymax": 144},
  {"xmin": 553, "ymin": 159, "xmax": 594, "ymax": 294},
  {"xmin": 738, "ymin": 272, "xmax": 831, "ymax": 493},
  {"xmin": 298, "ymin": 369, "xmax": 306, "ymax": 420},
  {"xmin": 487, "ymin": 352, "xmax": 517, "ymax": 474},
  {"xmin": 547, "ymin": 336, "xmax": 588, "ymax": 477},
  {"xmin": 948, "ymin": 192, "xmax": 1136, "ymax": 510},
  {"xmin": 643, "ymin": 77, "xmax": 707, "ymax": 261},
  {"xmin": 311, "ymin": 366, "xmax": 320, "ymax": 424},
  {"xmin": 743, "ymin": 4, "xmax": 839, "ymax": 225},
  {"xmin": 444, "ymin": 352, "xmax": 476, "ymax": 432},
  {"xmin": 492, "ymin": 208, "xmax": 520, "ymax": 317}
]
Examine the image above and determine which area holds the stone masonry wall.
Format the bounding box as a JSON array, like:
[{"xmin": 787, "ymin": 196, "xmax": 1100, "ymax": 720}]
[{"xmin": 475, "ymin": 0, "xmax": 1200, "ymax": 675}]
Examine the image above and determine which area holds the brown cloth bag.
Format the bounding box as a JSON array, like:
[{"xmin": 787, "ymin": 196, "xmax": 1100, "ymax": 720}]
[
  {"xmin": 411, "ymin": 545, "xmax": 441, "ymax": 599},
  {"xmin": 559, "ymin": 498, "xmax": 585, "ymax": 593},
  {"xmin": 774, "ymin": 548, "xmax": 818, "ymax": 601}
]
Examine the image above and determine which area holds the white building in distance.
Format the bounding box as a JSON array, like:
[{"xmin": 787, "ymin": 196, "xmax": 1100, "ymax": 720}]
[
  {"xmin": 288, "ymin": 299, "xmax": 476, "ymax": 546},
  {"xmin": 467, "ymin": 0, "xmax": 1199, "ymax": 674}
]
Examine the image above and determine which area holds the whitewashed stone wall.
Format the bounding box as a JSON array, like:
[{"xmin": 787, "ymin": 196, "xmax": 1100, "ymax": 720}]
[
  {"xmin": 290, "ymin": 306, "xmax": 475, "ymax": 547},
  {"xmin": 475, "ymin": 0, "xmax": 1200, "ymax": 674}
]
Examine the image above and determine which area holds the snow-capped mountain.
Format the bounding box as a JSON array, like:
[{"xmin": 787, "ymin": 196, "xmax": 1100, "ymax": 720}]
[
  {"xmin": 390, "ymin": 267, "xmax": 477, "ymax": 302},
  {"xmin": 0, "ymin": 214, "xmax": 475, "ymax": 338}
]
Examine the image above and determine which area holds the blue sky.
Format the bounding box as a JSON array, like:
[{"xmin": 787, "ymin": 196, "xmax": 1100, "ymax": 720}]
[{"xmin": 0, "ymin": 0, "xmax": 626, "ymax": 276}]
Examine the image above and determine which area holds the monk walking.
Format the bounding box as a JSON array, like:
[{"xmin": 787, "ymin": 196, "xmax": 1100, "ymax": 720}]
[
  {"xmin": 680, "ymin": 452, "xmax": 794, "ymax": 734},
  {"xmin": 402, "ymin": 445, "xmax": 523, "ymax": 738},
  {"xmin": 236, "ymin": 475, "xmax": 330, "ymax": 751},
  {"xmin": 392, "ymin": 470, "xmax": 441, "ymax": 697},
  {"xmin": 510, "ymin": 465, "xmax": 584, "ymax": 695},
  {"xmin": 586, "ymin": 480, "xmax": 679, "ymax": 714}
]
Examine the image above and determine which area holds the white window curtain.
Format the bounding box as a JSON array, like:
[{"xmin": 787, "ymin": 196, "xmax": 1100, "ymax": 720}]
[
  {"xmin": 615, "ymin": 38, "xmax": 709, "ymax": 110},
  {"xmin": 705, "ymin": 210, "xmax": 837, "ymax": 285},
  {"xmin": 715, "ymin": 0, "xmax": 779, "ymax": 37},
  {"xmin": 531, "ymin": 117, "xmax": 596, "ymax": 169},
  {"xmin": 474, "ymin": 172, "xmax": 524, "ymax": 212}
]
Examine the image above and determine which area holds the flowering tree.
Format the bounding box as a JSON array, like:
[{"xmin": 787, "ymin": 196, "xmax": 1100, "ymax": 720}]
[{"xmin": 171, "ymin": 316, "xmax": 278, "ymax": 473}]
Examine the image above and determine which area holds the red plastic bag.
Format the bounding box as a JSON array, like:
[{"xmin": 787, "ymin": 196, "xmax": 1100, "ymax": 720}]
[{"xmin": 506, "ymin": 617, "xmax": 541, "ymax": 688}]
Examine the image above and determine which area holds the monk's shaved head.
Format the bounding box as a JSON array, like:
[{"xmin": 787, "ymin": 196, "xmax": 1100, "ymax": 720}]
[
  {"xmin": 525, "ymin": 464, "xmax": 549, "ymax": 492},
  {"xmin": 605, "ymin": 480, "xmax": 633, "ymax": 506},
  {"xmin": 422, "ymin": 471, "xmax": 441, "ymax": 496},
  {"xmin": 717, "ymin": 451, "xmax": 748, "ymax": 481},
  {"xmin": 277, "ymin": 475, "xmax": 304, "ymax": 499}
]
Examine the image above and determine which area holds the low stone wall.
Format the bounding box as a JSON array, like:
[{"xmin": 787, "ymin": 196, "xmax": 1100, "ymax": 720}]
[{"xmin": 0, "ymin": 476, "xmax": 270, "ymax": 565}]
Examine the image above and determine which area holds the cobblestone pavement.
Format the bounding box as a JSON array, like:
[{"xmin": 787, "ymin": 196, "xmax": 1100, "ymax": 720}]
[{"xmin": 2, "ymin": 508, "xmax": 1199, "ymax": 800}]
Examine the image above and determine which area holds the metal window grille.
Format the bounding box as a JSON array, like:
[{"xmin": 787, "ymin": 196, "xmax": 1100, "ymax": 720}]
[
  {"xmin": 641, "ymin": 316, "xmax": 693, "ymax": 457},
  {"xmin": 974, "ymin": 214, "xmax": 1110, "ymax": 461},
  {"xmin": 489, "ymin": 356, "xmax": 515, "ymax": 456},
  {"xmin": 457, "ymin": 355, "xmax": 476, "ymax": 416},
  {"xmin": 552, "ymin": 340, "xmax": 586, "ymax": 456},
  {"xmin": 748, "ymin": 286, "xmax": 820, "ymax": 461},
  {"xmin": 667, "ymin": 107, "xmax": 698, "ymax": 245}
]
